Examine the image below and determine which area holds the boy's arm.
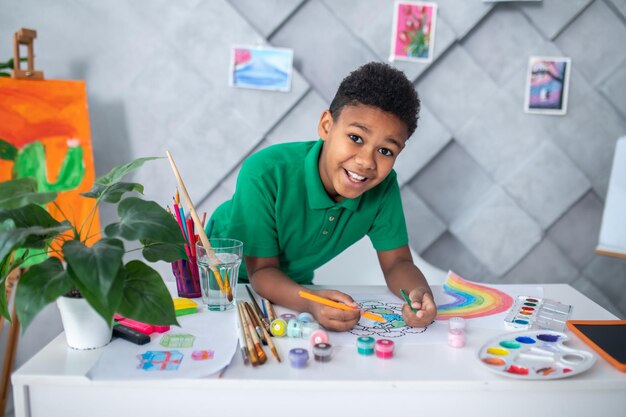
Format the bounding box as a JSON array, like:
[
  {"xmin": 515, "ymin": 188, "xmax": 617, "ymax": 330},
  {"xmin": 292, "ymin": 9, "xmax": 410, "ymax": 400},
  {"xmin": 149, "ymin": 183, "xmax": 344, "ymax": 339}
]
[
  {"xmin": 246, "ymin": 256, "xmax": 361, "ymax": 331},
  {"xmin": 377, "ymin": 245, "xmax": 437, "ymax": 327}
]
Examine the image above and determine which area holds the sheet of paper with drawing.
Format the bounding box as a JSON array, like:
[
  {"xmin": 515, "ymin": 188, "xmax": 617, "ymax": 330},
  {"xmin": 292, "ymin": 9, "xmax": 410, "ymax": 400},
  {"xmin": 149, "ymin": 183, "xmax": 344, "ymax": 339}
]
[
  {"xmin": 324, "ymin": 272, "xmax": 543, "ymax": 347},
  {"xmin": 87, "ymin": 309, "xmax": 238, "ymax": 380}
]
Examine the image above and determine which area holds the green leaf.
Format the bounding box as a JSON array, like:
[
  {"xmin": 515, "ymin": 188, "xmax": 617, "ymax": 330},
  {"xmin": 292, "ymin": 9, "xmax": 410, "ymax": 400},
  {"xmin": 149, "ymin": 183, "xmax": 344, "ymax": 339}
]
[
  {"xmin": 141, "ymin": 239, "xmax": 188, "ymax": 263},
  {"xmin": 104, "ymin": 197, "xmax": 186, "ymax": 245},
  {"xmin": 0, "ymin": 178, "xmax": 58, "ymax": 209},
  {"xmin": 0, "ymin": 204, "xmax": 69, "ymax": 248},
  {"xmin": 0, "ymin": 139, "xmax": 17, "ymax": 161},
  {"xmin": 62, "ymin": 238, "xmax": 125, "ymax": 323},
  {"xmin": 94, "ymin": 157, "xmax": 161, "ymax": 187},
  {"xmin": 15, "ymin": 257, "xmax": 73, "ymax": 332},
  {"xmin": 116, "ymin": 260, "xmax": 178, "ymax": 326},
  {"xmin": 80, "ymin": 181, "xmax": 144, "ymax": 203},
  {"xmin": 0, "ymin": 217, "xmax": 70, "ymax": 267}
]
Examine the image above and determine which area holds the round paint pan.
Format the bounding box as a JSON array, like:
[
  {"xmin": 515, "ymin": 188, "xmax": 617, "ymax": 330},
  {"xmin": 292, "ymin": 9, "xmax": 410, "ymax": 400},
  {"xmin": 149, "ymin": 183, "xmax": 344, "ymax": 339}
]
[{"xmin": 477, "ymin": 330, "xmax": 596, "ymax": 380}]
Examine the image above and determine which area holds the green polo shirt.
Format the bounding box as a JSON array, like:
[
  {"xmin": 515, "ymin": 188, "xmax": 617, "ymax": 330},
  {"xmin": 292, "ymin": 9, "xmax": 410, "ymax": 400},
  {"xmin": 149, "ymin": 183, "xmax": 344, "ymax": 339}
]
[{"xmin": 210, "ymin": 139, "xmax": 408, "ymax": 284}]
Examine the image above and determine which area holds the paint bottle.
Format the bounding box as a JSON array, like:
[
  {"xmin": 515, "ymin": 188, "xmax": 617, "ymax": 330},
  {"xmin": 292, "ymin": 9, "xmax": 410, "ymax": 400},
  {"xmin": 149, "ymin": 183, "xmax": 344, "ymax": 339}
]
[
  {"xmin": 289, "ymin": 348, "xmax": 309, "ymax": 368},
  {"xmin": 375, "ymin": 339, "xmax": 394, "ymax": 359},
  {"xmin": 357, "ymin": 336, "xmax": 375, "ymax": 356},
  {"xmin": 280, "ymin": 313, "xmax": 296, "ymax": 321},
  {"xmin": 313, "ymin": 343, "xmax": 333, "ymax": 362},
  {"xmin": 287, "ymin": 318, "xmax": 303, "ymax": 338},
  {"xmin": 270, "ymin": 318, "xmax": 288, "ymax": 337},
  {"xmin": 448, "ymin": 317, "xmax": 466, "ymax": 348},
  {"xmin": 310, "ymin": 329, "xmax": 329, "ymax": 346},
  {"xmin": 301, "ymin": 320, "xmax": 320, "ymax": 337}
]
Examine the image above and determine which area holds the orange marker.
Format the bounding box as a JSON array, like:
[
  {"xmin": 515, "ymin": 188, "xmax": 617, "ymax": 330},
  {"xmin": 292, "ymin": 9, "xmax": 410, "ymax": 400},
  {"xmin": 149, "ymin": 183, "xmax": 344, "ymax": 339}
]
[{"xmin": 298, "ymin": 291, "xmax": 386, "ymax": 323}]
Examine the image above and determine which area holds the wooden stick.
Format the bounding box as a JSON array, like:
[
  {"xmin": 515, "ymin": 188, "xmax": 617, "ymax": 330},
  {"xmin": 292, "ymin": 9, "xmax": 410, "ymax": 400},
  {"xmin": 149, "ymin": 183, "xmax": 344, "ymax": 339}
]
[
  {"xmin": 0, "ymin": 305, "xmax": 19, "ymax": 415},
  {"xmin": 246, "ymin": 303, "xmax": 281, "ymax": 363},
  {"xmin": 237, "ymin": 302, "xmax": 258, "ymax": 367},
  {"xmin": 241, "ymin": 302, "xmax": 266, "ymax": 365},
  {"xmin": 166, "ymin": 150, "xmax": 232, "ymax": 301}
]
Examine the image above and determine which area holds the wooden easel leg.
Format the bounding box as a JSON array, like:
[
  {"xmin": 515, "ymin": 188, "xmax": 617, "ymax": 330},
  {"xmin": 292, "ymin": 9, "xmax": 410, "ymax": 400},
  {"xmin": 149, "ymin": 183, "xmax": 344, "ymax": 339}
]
[{"xmin": 0, "ymin": 306, "xmax": 19, "ymax": 415}]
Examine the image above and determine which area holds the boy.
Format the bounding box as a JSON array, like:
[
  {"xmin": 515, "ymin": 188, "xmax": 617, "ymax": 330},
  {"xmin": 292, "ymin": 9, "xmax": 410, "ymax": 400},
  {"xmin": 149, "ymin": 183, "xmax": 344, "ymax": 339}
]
[{"xmin": 210, "ymin": 62, "xmax": 436, "ymax": 331}]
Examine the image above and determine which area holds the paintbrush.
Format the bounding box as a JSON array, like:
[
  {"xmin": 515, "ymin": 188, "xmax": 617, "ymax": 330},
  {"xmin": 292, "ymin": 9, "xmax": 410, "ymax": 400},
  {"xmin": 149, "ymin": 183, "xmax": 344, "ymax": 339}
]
[
  {"xmin": 246, "ymin": 302, "xmax": 281, "ymax": 363},
  {"xmin": 240, "ymin": 302, "xmax": 267, "ymax": 365},
  {"xmin": 245, "ymin": 285, "xmax": 270, "ymax": 332},
  {"xmin": 166, "ymin": 150, "xmax": 232, "ymax": 301},
  {"xmin": 237, "ymin": 302, "xmax": 258, "ymax": 367}
]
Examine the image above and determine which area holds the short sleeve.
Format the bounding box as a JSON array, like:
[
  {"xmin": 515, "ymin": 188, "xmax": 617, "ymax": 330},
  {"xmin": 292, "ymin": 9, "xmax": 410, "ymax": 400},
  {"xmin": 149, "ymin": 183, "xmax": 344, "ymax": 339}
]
[
  {"xmin": 226, "ymin": 161, "xmax": 280, "ymax": 258},
  {"xmin": 367, "ymin": 174, "xmax": 409, "ymax": 251}
]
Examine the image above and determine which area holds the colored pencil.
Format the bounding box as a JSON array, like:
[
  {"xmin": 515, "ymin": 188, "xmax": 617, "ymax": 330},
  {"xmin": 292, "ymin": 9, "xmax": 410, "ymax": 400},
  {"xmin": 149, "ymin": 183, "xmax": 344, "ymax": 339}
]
[
  {"xmin": 400, "ymin": 289, "xmax": 417, "ymax": 313},
  {"xmin": 166, "ymin": 150, "xmax": 232, "ymax": 300},
  {"xmin": 298, "ymin": 290, "xmax": 386, "ymax": 323},
  {"xmin": 245, "ymin": 285, "xmax": 270, "ymax": 332},
  {"xmin": 240, "ymin": 302, "xmax": 267, "ymax": 365},
  {"xmin": 201, "ymin": 211, "xmax": 207, "ymax": 227},
  {"xmin": 247, "ymin": 302, "xmax": 281, "ymax": 363},
  {"xmin": 237, "ymin": 302, "xmax": 257, "ymax": 366},
  {"xmin": 204, "ymin": 218, "xmax": 214, "ymax": 239}
]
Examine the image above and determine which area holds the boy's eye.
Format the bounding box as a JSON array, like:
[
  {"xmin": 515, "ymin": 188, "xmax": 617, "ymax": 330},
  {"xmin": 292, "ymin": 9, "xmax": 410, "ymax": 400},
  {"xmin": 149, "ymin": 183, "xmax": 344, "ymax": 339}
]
[
  {"xmin": 379, "ymin": 148, "xmax": 393, "ymax": 157},
  {"xmin": 349, "ymin": 134, "xmax": 363, "ymax": 144}
]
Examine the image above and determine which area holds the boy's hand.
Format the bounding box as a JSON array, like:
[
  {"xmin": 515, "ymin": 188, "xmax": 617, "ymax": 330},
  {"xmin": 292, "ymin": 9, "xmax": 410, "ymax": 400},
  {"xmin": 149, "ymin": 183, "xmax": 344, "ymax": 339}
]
[
  {"xmin": 308, "ymin": 289, "xmax": 361, "ymax": 332},
  {"xmin": 402, "ymin": 288, "xmax": 437, "ymax": 328}
]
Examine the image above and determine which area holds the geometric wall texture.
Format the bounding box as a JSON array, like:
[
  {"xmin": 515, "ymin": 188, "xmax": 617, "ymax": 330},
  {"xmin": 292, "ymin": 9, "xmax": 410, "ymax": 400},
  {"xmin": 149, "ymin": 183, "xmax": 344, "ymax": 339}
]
[{"xmin": 1, "ymin": 0, "xmax": 625, "ymax": 324}]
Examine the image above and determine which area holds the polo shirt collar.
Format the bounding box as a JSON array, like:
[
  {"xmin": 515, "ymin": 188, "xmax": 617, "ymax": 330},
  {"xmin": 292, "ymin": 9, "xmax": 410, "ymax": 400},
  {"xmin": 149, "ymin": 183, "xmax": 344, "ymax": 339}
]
[{"xmin": 305, "ymin": 139, "xmax": 361, "ymax": 211}]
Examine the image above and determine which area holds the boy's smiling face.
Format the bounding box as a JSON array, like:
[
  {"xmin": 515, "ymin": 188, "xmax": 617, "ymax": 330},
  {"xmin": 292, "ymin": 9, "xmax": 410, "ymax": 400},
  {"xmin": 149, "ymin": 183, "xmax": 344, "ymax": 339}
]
[{"xmin": 317, "ymin": 103, "xmax": 409, "ymax": 202}]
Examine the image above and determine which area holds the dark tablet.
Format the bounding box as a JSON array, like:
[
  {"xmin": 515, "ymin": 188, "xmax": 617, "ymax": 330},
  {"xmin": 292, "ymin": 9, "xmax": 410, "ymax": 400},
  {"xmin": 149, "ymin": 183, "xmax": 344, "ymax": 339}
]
[{"xmin": 566, "ymin": 320, "xmax": 626, "ymax": 372}]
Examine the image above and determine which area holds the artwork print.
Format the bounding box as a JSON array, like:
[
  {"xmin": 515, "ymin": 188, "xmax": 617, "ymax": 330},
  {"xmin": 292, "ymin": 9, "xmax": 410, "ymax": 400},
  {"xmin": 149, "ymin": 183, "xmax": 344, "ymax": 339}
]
[
  {"xmin": 524, "ymin": 56, "xmax": 571, "ymax": 115},
  {"xmin": 349, "ymin": 299, "xmax": 431, "ymax": 338},
  {"xmin": 0, "ymin": 78, "xmax": 100, "ymax": 258},
  {"xmin": 391, "ymin": 1, "xmax": 438, "ymax": 62},
  {"xmin": 229, "ymin": 46, "xmax": 293, "ymax": 92},
  {"xmin": 436, "ymin": 271, "xmax": 514, "ymax": 320}
]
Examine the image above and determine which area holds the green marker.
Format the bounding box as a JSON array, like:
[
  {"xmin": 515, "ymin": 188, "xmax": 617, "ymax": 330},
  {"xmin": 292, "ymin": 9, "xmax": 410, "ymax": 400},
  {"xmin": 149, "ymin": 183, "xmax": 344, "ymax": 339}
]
[{"xmin": 400, "ymin": 289, "xmax": 417, "ymax": 313}]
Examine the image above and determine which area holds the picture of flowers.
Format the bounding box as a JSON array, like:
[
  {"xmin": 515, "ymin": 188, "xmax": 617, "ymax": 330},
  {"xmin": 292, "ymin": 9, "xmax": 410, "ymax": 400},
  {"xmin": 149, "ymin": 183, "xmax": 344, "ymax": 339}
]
[
  {"xmin": 391, "ymin": 1, "xmax": 438, "ymax": 63},
  {"xmin": 524, "ymin": 56, "xmax": 571, "ymax": 115},
  {"xmin": 229, "ymin": 46, "xmax": 293, "ymax": 92}
]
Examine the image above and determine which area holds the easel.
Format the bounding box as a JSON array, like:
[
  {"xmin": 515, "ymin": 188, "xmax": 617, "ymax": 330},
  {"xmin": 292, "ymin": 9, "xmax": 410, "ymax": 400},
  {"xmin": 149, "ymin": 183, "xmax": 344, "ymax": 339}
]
[
  {"xmin": 0, "ymin": 27, "xmax": 44, "ymax": 415},
  {"xmin": 12, "ymin": 28, "xmax": 44, "ymax": 80}
]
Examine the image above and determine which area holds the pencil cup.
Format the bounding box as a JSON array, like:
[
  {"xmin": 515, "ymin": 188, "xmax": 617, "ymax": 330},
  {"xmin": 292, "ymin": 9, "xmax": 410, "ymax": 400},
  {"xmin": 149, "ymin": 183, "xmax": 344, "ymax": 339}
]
[
  {"xmin": 171, "ymin": 258, "xmax": 201, "ymax": 298},
  {"xmin": 196, "ymin": 239, "xmax": 243, "ymax": 311}
]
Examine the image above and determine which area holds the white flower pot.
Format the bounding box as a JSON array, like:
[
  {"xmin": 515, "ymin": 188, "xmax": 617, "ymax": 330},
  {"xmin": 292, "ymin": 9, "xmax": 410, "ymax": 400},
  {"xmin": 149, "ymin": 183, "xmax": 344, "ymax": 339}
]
[{"xmin": 56, "ymin": 296, "xmax": 113, "ymax": 350}]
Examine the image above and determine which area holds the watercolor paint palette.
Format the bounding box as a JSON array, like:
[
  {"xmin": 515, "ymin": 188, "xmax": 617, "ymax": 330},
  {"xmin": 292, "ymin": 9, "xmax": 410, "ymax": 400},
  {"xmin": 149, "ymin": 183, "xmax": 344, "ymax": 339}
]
[
  {"xmin": 478, "ymin": 330, "xmax": 595, "ymax": 380},
  {"xmin": 504, "ymin": 296, "xmax": 572, "ymax": 331}
]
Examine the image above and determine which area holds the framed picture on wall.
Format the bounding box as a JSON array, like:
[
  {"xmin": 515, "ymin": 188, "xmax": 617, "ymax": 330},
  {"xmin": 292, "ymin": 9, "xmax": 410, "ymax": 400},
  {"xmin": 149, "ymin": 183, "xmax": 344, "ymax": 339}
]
[
  {"xmin": 524, "ymin": 56, "xmax": 571, "ymax": 115},
  {"xmin": 229, "ymin": 45, "xmax": 293, "ymax": 92},
  {"xmin": 390, "ymin": 1, "xmax": 438, "ymax": 63}
]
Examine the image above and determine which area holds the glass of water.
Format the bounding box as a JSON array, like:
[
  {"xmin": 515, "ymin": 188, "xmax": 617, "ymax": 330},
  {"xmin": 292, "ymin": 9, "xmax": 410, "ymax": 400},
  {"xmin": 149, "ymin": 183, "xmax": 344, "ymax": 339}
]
[{"xmin": 196, "ymin": 238, "xmax": 242, "ymax": 311}]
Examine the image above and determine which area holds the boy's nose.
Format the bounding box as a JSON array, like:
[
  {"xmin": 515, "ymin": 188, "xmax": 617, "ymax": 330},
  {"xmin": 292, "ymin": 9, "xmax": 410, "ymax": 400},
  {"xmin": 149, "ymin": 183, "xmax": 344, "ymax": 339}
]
[{"xmin": 355, "ymin": 148, "xmax": 376, "ymax": 170}]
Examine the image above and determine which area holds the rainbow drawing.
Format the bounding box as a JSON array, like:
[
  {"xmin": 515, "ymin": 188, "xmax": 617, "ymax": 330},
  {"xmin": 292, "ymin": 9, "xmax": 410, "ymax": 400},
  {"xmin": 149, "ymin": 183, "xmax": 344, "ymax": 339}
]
[{"xmin": 436, "ymin": 271, "xmax": 514, "ymax": 320}]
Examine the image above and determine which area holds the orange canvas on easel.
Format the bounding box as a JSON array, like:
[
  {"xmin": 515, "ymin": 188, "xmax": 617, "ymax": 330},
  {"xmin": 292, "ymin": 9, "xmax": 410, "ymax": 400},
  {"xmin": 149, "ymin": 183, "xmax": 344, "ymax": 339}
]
[{"xmin": 0, "ymin": 78, "xmax": 100, "ymax": 243}]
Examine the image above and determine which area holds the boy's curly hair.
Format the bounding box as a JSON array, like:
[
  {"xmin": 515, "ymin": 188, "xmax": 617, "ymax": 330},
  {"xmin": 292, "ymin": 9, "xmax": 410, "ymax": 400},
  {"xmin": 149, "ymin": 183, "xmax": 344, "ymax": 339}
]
[{"xmin": 329, "ymin": 62, "xmax": 420, "ymax": 137}]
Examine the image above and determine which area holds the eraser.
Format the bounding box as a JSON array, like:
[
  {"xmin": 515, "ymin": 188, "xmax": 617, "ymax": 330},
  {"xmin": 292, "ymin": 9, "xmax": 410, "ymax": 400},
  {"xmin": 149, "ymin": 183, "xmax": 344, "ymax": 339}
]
[{"xmin": 113, "ymin": 324, "xmax": 151, "ymax": 345}]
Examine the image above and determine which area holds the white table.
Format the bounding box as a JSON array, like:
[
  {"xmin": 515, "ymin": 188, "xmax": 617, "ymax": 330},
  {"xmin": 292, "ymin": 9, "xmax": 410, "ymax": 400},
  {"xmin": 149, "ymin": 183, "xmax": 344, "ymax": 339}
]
[{"xmin": 12, "ymin": 285, "xmax": 626, "ymax": 417}]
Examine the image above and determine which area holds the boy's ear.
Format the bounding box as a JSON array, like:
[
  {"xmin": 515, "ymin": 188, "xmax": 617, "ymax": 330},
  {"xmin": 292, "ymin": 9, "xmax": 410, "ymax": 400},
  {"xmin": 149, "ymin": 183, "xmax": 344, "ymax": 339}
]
[{"xmin": 317, "ymin": 110, "xmax": 333, "ymax": 140}]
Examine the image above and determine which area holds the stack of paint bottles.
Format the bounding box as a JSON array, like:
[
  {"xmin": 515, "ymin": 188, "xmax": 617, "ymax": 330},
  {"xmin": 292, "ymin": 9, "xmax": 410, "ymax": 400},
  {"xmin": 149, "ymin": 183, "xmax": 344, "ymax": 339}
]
[
  {"xmin": 272, "ymin": 312, "xmax": 334, "ymax": 368},
  {"xmin": 356, "ymin": 336, "xmax": 396, "ymax": 359}
]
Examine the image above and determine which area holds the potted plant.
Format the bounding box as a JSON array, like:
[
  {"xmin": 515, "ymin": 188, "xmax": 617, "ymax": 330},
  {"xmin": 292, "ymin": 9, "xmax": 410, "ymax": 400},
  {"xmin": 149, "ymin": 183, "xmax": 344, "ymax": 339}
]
[{"xmin": 0, "ymin": 155, "xmax": 186, "ymax": 349}]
